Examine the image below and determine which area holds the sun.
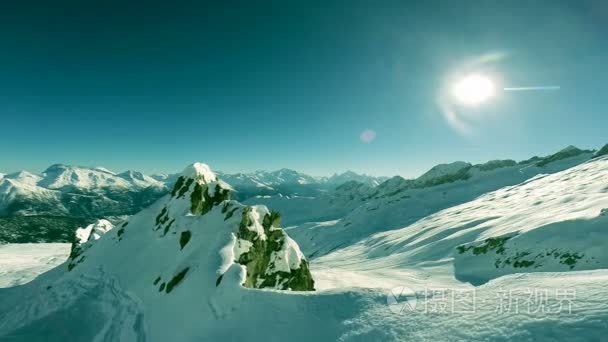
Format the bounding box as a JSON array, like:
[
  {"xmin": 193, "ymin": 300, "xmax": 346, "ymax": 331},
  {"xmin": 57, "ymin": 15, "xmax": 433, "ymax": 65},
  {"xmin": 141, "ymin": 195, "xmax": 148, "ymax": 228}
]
[{"xmin": 451, "ymin": 74, "xmax": 495, "ymax": 105}]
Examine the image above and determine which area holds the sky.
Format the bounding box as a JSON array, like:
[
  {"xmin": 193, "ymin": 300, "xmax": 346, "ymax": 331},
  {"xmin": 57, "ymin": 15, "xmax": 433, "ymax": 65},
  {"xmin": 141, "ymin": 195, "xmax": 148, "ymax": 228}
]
[{"xmin": 1, "ymin": 0, "xmax": 607, "ymax": 177}]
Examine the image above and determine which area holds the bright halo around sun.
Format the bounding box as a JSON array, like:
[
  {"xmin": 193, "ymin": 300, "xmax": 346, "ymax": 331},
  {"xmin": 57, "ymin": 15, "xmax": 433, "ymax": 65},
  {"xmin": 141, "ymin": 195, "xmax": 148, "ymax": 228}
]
[{"xmin": 451, "ymin": 74, "xmax": 495, "ymax": 105}]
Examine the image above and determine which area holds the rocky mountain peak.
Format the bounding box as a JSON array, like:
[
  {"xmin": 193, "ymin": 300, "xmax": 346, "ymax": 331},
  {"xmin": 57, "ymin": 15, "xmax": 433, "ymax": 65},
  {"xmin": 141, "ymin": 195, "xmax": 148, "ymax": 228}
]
[
  {"xmin": 181, "ymin": 162, "xmax": 217, "ymax": 183},
  {"xmin": 62, "ymin": 162, "xmax": 314, "ymax": 302}
]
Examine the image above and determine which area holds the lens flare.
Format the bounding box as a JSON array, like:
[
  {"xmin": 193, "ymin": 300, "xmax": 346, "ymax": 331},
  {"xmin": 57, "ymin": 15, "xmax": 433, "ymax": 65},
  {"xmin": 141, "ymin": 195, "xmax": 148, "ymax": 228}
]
[{"xmin": 360, "ymin": 129, "xmax": 376, "ymax": 143}]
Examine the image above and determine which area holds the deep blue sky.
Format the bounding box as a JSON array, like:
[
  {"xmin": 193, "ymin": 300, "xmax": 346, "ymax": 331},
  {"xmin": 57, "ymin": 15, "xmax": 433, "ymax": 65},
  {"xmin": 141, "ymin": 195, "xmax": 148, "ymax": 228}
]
[{"xmin": 1, "ymin": 0, "xmax": 607, "ymax": 176}]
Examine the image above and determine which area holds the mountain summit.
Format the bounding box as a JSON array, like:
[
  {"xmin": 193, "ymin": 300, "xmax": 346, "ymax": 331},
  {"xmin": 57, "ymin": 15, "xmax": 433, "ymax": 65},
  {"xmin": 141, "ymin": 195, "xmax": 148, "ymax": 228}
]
[{"xmin": 67, "ymin": 162, "xmax": 313, "ymax": 290}]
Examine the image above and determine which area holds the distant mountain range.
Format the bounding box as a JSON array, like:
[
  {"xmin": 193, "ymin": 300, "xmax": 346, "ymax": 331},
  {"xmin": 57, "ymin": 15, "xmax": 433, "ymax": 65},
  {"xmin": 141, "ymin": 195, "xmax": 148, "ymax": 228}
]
[
  {"xmin": 247, "ymin": 145, "xmax": 604, "ymax": 227},
  {"xmin": 289, "ymin": 145, "xmax": 603, "ymax": 257},
  {"xmin": 0, "ymin": 164, "xmax": 387, "ymax": 218},
  {"xmin": 0, "ymin": 164, "xmax": 167, "ymax": 218},
  {"xmin": 1, "ymin": 144, "xmax": 605, "ymax": 243}
]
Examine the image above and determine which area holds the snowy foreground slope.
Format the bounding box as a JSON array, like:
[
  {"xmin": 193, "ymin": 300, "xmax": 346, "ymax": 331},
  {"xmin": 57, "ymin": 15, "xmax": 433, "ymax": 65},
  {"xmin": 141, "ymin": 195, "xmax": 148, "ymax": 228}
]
[
  {"xmin": 306, "ymin": 155, "xmax": 608, "ymax": 339},
  {"xmin": 0, "ymin": 244, "xmax": 70, "ymax": 288},
  {"xmin": 2, "ymin": 158, "xmax": 608, "ymax": 340},
  {"xmin": 312, "ymin": 155, "xmax": 608, "ymax": 283}
]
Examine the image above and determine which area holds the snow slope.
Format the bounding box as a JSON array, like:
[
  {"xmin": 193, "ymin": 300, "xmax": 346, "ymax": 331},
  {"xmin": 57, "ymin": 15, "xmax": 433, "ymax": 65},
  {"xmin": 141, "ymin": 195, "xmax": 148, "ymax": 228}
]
[
  {"xmin": 243, "ymin": 181, "xmax": 376, "ymax": 226},
  {"xmin": 311, "ymin": 155, "xmax": 608, "ymax": 284},
  {"xmin": 0, "ymin": 243, "xmax": 70, "ymax": 288},
  {"xmin": 253, "ymin": 146, "xmax": 593, "ymax": 238},
  {"xmin": 290, "ymin": 147, "xmax": 595, "ymax": 257},
  {"xmin": 3, "ymin": 252, "xmax": 608, "ymax": 341},
  {"xmin": 300, "ymin": 155, "xmax": 608, "ymax": 339},
  {"xmin": 4, "ymin": 171, "xmax": 42, "ymax": 187},
  {"xmin": 116, "ymin": 171, "xmax": 166, "ymax": 189}
]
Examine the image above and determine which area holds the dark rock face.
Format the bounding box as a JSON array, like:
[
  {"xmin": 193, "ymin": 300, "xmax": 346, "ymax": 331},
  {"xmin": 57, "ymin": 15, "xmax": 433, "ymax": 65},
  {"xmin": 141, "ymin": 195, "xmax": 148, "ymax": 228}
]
[{"xmin": 236, "ymin": 207, "xmax": 315, "ymax": 291}]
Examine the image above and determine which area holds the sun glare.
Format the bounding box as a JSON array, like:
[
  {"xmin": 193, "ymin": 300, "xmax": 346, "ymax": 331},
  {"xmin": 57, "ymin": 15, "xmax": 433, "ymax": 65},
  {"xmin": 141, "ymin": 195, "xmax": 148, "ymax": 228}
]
[{"xmin": 451, "ymin": 74, "xmax": 495, "ymax": 105}]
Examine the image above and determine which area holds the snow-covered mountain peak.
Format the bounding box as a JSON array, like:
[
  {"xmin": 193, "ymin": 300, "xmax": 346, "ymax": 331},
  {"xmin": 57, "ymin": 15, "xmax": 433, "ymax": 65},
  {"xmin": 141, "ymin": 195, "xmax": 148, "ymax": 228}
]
[
  {"xmin": 0, "ymin": 178, "xmax": 28, "ymax": 195},
  {"xmin": 165, "ymin": 164, "xmax": 232, "ymax": 219},
  {"xmin": 5, "ymin": 171, "xmax": 42, "ymax": 186},
  {"xmin": 0, "ymin": 177, "xmax": 63, "ymax": 216},
  {"xmin": 35, "ymin": 164, "xmax": 169, "ymax": 192},
  {"xmin": 181, "ymin": 162, "xmax": 217, "ymax": 183},
  {"xmin": 48, "ymin": 162, "xmax": 315, "ymax": 293},
  {"xmin": 0, "ymin": 178, "xmax": 55, "ymax": 198},
  {"xmin": 42, "ymin": 163, "xmax": 70, "ymax": 175},
  {"xmin": 39, "ymin": 164, "xmax": 132, "ymax": 190}
]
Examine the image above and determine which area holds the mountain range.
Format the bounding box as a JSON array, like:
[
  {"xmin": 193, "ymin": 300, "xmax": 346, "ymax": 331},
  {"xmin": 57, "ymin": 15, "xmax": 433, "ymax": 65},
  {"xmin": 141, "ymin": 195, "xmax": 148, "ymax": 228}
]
[
  {"xmin": 1, "ymin": 144, "xmax": 608, "ymax": 340},
  {"xmin": 246, "ymin": 145, "xmax": 601, "ymax": 227},
  {"xmin": 0, "ymin": 165, "xmax": 386, "ymax": 243},
  {"xmin": 0, "ymin": 164, "xmax": 166, "ymax": 218},
  {"xmin": 0, "ymin": 144, "xmax": 604, "ymax": 244},
  {"xmin": 0, "ymin": 165, "xmax": 386, "ymax": 217}
]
